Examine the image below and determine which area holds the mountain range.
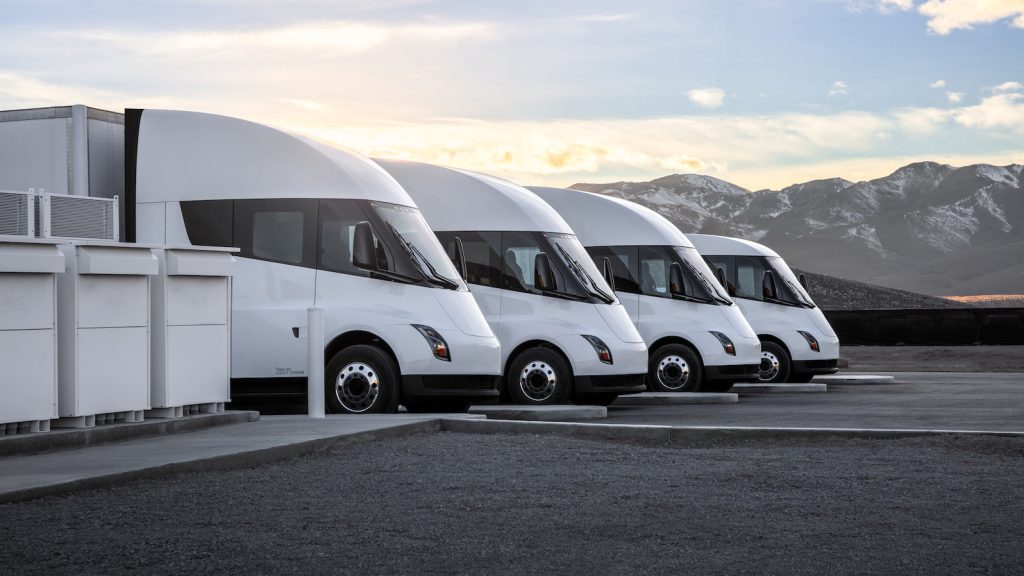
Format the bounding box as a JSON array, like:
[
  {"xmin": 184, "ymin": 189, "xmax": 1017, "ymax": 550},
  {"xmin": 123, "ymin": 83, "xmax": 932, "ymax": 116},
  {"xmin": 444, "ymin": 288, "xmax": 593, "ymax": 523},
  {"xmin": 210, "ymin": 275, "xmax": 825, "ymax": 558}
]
[{"xmin": 571, "ymin": 162, "xmax": 1023, "ymax": 296}]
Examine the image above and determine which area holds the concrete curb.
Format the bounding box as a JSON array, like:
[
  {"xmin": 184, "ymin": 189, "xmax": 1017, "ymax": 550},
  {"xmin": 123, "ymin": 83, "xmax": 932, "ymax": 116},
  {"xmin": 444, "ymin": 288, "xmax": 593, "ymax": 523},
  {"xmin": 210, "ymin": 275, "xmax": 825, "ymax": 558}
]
[
  {"xmin": 814, "ymin": 375, "xmax": 896, "ymax": 385},
  {"xmin": 613, "ymin": 392, "xmax": 738, "ymax": 406},
  {"xmin": 439, "ymin": 418, "xmax": 1024, "ymax": 442},
  {"xmin": 733, "ymin": 383, "xmax": 827, "ymax": 394},
  {"xmin": 0, "ymin": 418, "xmax": 443, "ymax": 505},
  {"xmin": 468, "ymin": 405, "xmax": 606, "ymax": 421},
  {"xmin": 0, "ymin": 411, "xmax": 261, "ymax": 458}
]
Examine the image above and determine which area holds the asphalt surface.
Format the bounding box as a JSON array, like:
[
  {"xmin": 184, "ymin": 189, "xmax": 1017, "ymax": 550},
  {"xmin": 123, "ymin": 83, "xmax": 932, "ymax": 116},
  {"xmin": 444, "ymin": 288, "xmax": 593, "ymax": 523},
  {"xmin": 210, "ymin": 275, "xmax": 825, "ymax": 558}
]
[
  {"xmin": 605, "ymin": 372, "xmax": 1024, "ymax": 431},
  {"xmin": 2, "ymin": 431, "xmax": 1023, "ymax": 575}
]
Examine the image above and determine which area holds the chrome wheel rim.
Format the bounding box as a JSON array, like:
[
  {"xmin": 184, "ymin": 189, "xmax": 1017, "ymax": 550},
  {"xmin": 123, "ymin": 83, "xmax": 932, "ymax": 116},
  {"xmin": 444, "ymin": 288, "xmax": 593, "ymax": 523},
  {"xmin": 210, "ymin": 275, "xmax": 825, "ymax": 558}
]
[
  {"xmin": 656, "ymin": 354, "xmax": 691, "ymax": 390},
  {"xmin": 519, "ymin": 360, "xmax": 557, "ymax": 402},
  {"xmin": 759, "ymin": 351, "xmax": 780, "ymax": 382},
  {"xmin": 336, "ymin": 362, "xmax": 380, "ymax": 413}
]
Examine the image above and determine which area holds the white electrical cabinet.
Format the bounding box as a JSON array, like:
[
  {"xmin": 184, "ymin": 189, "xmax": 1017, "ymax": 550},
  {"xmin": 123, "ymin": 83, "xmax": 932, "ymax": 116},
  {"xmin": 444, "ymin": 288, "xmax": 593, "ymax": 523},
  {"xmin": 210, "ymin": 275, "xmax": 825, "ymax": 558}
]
[
  {"xmin": 149, "ymin": 246, "xmax": 236, "ymax": 417},
  {"xmin": 0, "ymin": 237, "xmax": 65, "ymax": 433},
  {"xmin": 56, "ymin": 241, "xmax": 158, "ymax": 427}
]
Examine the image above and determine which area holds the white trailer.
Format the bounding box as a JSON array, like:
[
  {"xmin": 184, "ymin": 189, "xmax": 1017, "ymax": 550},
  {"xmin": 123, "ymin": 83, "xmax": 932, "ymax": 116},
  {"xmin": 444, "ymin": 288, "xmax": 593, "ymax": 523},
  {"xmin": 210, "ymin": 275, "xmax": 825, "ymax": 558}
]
[
  {"xmin": 688, "ymin": 234, "xmax": 840, "ymax": 383},
  {"xmin": 530, "ymin": 187, "xmax": 761, "ymax": 392},
  {"xmin": 128, "ymin": 110, "xmax": 501, "ymax": 412},
  {"xmin": 377, "ymin": 160, "xmax": 648, "ymax": 406}
]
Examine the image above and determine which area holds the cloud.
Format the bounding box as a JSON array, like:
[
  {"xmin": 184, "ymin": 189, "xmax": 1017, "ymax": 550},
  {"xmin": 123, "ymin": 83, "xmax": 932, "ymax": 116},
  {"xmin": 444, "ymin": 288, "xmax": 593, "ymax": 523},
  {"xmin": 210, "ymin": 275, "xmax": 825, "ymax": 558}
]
[
  {"xmin": 49, "ymin": 20, "xmax": 500, "ymax": 60},
  {"xmin": 946, "ymin": 91, "xmax": 964, "ymax": 103},
  {"xmin": 279, "ymin": 98, "xmax": 331, "ymax": 112},
  {"xmin": 992, "ymin": 81, "xmax": 1024, "ymax": 93},
  {"xmin": 576, "ymin": 13, "xmax": 636, "ymax": 22},
  {"xmin": 829, "ymin": 81, "xmax": 849, "ymax": 96},
  {"xmin": 930, "ymin": 79, "xmax": 946, "ymax": 88},
  {"xmin": 687, "ymin": 88, "xmax": 725, "ymax": 109},
  {"xmin": 918, "ymin": 0, "xmax": 1024, "ymax": 34},
  {"xmin": 953, "ymin": 92, "xmax": 1024, "ymax": 131},
  {"xmin": 879, "ymin": 0, "xmax": 915, "ymax": 13}
]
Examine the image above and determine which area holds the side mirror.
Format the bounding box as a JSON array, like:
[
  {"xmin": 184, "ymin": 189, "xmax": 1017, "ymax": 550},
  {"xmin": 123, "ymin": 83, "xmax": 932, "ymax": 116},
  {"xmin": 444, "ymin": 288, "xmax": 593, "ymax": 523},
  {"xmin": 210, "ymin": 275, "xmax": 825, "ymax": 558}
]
[
  {"xmin": 716, "ymin": 267, "xmax": 734, "ymax": 296},
  {"xmin": 669, "ymin": 262, "xmax": 687, "ymax": 296},
  {"xmin": 798, "ymin": 273, "xmax": 808, "ymax": 290},
  {"xmin": 534, "ymin": 252, "xmax": 556, "ymax": 291},
  {"xmin": 763, "ymin": 269, "xmax": 777, "ymax": 300},
  {"xmin": 352, "ymin": 221, "xmax": 377, "ymax": 270},
  {"xmin": 601, "ymin": 257, "xmax": 615, "ymax": 292},
  {"xmin": 454, "ymin": 236, "xmax": 468, "ymax": 281}
]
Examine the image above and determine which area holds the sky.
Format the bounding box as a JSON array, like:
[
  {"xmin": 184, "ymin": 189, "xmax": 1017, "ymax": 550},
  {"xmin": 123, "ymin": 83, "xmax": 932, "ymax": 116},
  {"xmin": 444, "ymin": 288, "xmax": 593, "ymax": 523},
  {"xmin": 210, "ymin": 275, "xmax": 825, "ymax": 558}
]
[{"xmin": 1, "ymin": 0, "xmax": 1023, "ymax": 190}]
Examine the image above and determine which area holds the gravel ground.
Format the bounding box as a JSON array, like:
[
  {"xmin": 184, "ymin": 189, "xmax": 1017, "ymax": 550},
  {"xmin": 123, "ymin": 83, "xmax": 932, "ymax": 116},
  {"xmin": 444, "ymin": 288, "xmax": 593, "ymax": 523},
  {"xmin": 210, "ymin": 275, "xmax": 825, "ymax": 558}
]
[
  {"xmin": 2, "ymin": 431, "xmax": 1024, "ymax": 575},
  {"xmin": 843, "ymin": 345, "xmax": 1024, "ymax": 372}
]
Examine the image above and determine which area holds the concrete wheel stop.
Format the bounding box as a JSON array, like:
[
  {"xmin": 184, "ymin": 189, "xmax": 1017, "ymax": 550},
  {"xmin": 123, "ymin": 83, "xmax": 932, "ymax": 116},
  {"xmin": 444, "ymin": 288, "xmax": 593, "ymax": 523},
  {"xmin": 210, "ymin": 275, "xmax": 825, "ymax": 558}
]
[
  {"xmin": 732, "ymin": 383, "xmax": 827, "ymax": 394},
  {"xmin": 467, "ymin": 405, "xmax": 607, "ymax": 421},
  {"xmin": 813, "ymin": 374, "xmax": 896, "ymax": 385},
  {"xmin": 613, "ymin": 392, "xmax": 738, "ymax": 406}
]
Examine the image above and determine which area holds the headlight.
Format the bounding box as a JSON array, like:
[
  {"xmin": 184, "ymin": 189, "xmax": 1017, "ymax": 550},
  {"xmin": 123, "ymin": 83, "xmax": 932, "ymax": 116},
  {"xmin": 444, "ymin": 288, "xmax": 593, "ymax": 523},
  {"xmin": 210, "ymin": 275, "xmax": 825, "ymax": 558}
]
[
  {"xmin": 412, "ymin": 324, "xmax": 451, "ymax": 361},
  {"xmin": 582, "ymin": 335, "xmax": 613, "ymax": 364},
  {"xmin": 797, "ymin": 330, "xmax": 820, "ymax": 352},
  {"xmin": 709, "ymin": 331, "xmax": 736, "ymax": 356}
]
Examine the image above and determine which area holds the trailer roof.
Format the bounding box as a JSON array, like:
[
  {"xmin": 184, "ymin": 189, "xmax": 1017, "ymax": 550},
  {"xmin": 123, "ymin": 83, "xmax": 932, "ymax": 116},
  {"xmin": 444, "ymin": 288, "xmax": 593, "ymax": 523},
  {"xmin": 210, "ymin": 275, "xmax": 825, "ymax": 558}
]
[
  {"xmin": 135, "ymin": 110, "xmax": 412, "ymax": 206},
  {"xmin": 687, "ymin": 234, "xmax": 781, "ymax": 258},
  {"xmin": 375, "ymin": 160, "xmax": 573, "ymax": 234},
  {"xmin": 528, "ymin": 186, "xmax": 694, "ymax": 248}
]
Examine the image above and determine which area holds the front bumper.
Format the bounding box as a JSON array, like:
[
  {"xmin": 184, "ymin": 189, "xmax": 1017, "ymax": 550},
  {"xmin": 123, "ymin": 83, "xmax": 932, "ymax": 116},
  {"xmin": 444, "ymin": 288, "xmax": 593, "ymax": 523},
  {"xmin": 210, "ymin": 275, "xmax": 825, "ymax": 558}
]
[
  {"xmin": 791, "ymin": 359, "xmax": 839, "ymax": 376},
  {"xmin": 402, "ymin": 374, "xmax": 500, "ymax": 402},
  {"xmin": 574, "ymin": 373, "xmax": 647, "ymax": 396},
  {"xmin": 705, "ymin": 363, "xmax": 760, "ymax": 383}
]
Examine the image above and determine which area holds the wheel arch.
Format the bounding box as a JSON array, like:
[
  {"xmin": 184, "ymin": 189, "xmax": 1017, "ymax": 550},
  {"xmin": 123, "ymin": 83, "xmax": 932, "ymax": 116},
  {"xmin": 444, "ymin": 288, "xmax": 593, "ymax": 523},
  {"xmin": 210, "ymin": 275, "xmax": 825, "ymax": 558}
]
[
  {"xmin": 503, "ymin": 339, "xmax": 575, "ymax": 380},
  {"xmin": 325, "ymin": 330, "xmax": 401, "ymax": 387},
  {"xmin": 649, "ymin": 335, "xmax": 705, "ymax": 366},
  {"xmin": 757, "ymin": 334, "xmax": 790, "ymax": 357}
]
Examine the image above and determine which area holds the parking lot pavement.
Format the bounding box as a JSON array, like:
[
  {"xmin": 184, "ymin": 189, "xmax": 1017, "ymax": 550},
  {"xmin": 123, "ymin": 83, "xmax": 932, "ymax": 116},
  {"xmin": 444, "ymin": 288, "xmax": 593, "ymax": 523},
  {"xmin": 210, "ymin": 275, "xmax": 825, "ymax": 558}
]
[
  {"xmin": 2, "ymin": 431, "xmax": 1022, "ymax": 576},
  {"xmin": 603, "ymin": 372, "xmax": 1024, "ymax": 432}
]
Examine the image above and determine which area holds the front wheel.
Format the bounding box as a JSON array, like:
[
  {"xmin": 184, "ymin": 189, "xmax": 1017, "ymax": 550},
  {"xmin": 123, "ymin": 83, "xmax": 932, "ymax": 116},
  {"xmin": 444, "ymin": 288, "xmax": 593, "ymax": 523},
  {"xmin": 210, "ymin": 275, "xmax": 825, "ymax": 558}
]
[
  {"xmin": 325, "ymin": 345, "xmax": 400, "ymax": 414},
  {"xmin": 757, "ymin": 341, "xmax": 791, "ymax": 383},
  {"xmin": 648, "ymin": 344, "xmax": 702, "ymax": 392},
  {"xmin": 506, "ymin": 348, "xmax": 572, "ymax": 405}
]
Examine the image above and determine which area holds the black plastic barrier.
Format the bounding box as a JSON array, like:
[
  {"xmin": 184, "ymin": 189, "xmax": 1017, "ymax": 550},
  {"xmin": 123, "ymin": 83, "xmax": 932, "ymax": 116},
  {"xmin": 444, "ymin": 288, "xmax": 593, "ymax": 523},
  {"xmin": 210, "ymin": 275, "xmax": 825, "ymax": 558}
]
[{"xmin": 823, "ymin": 308, "xmax": 1024, "ymax": 346}]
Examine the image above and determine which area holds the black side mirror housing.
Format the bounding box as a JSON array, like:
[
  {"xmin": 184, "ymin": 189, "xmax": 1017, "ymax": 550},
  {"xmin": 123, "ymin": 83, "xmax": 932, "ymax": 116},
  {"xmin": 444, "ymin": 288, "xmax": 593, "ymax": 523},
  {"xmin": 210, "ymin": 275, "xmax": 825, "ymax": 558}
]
[
  {"xmin": 669, "ymin": 262, "xmax": 687, "ymax": 296},
  {"xmin": 534, "ymin": 252, "xmax": 556, "ymax": 291},
  {"xmin": 798, "ymin": 273, "xmax": 808, "ymax": 290},
  {"xmin": 601, "ymin": 257, "xmax": 616, "ymax": 293},
  {"xmin": 352, "ymin": 221, "xmax": 377, "ymax": 271},
  {"xmin": 454, "ymin": 236, "xmax": 468, "ymax": 281},
  {"xmin": 716, "ymin": 267, "xmax": 735, "ymax": 297},
  {"xmin": 763, "ymin": 269, "xmax": 777, "ymax": 300}
]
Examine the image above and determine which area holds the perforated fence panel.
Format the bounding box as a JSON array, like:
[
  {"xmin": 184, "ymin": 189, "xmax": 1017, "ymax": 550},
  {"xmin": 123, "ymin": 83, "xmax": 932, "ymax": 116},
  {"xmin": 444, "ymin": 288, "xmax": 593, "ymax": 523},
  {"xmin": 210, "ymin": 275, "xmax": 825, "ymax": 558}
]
[
  {"xmin": 40, "ymin": 194, "xmax": 118, "ymax": 241},
  {"xmin": 824, "ymin": 308, "xmax": 1024, "ymax": 345},
  {"xmin": 0, "ymin": 190, "xmax": 34, "ymax": 236}
]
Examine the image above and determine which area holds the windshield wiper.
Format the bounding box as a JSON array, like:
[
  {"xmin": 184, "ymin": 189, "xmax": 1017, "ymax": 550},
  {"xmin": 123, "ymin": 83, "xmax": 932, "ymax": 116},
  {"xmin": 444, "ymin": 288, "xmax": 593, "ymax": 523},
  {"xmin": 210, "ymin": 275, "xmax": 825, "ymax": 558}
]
[
  {"xmin": 779, "ymin": 276, "xmax": 815, "ymax": 308},
  {"xmin": 681, "ymin": 258, "xmax": 732, "ymax": 305},
  {"xmin": 555, "ymin": 244, "xmax": 615, "ymax": 304},
  {"xmin": 386, "ymin": 222, "xmax": 460, "ymax": 290}
]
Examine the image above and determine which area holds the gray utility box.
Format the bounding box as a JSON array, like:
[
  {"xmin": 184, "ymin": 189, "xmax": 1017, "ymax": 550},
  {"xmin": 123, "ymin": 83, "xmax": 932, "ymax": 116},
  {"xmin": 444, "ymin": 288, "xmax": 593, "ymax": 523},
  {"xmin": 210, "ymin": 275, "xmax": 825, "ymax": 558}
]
[
  {"xmin": 56, "ymin": 241, "xmax": 158, "ymax": 428},
  {"xmin": 149, "ymin": 246, "xmax": 237, "ymax": 417},
  {"xmin": 0, "ymin": 104, "xmax": 125, "ymax": 238},
  {"xmin": 0, "ymin": 237, "xmax": 65, "ymax": 433}
]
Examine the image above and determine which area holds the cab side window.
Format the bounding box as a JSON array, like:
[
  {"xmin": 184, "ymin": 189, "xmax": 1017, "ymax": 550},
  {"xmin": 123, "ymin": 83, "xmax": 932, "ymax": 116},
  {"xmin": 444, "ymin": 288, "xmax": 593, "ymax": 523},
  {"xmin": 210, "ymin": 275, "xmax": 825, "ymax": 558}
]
[
  {"xmin": 436, "ymin": 231, "xmax": 501, "ymax": 287},
  {"xmin": 587, "ymin": 246, "xmax": 639, "ymax": 293},
  {"xmin": 234, "ymin": 199, "xmax": 317, "ymax": 267},
  {"xmin": 638, "ymin": 246, "xmax": 671, "ymax": 297},
  {"xmin": 318, "ymin": 199, "xmax": 373, "ymax": 277},
  {"xmin": 180, "ymin": 200, "xmax": 234, "ymax": 248},
  {"xmin": 734, "ymin": 255, "xmax": 769, "ymax": 300}
]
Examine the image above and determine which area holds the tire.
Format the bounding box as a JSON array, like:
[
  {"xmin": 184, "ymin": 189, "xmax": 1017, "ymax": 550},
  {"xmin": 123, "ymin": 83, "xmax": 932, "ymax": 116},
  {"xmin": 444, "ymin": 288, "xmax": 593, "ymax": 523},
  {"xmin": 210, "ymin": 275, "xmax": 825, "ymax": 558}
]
[
  {"xmin": 506, "ymin": 347, "xmax": 572, "ymax": 405},
  {"xmin": 403, "ymin": 400, "xmax": 472, "ymax": 413},
  {"xmin": 325, "ymin": 345, "xmax": 400, "ymax": 414},
  {"xmin": 647, "ymin": 344, "xmax": 703, "ymax": 392},
  {"xmin": 757, "ymin": 341, "xmax": 791, "ymax": 383},
  {"xmin": 577, "ymin": 393, "xmax": 619, "ymax": 406},
  {"xmin": 701, "ymin": 381, "xmax": 735, "ymax": 392},
  {"xmin": 789, "ymin": 373, "xmax": 815, "ymax": 383}
]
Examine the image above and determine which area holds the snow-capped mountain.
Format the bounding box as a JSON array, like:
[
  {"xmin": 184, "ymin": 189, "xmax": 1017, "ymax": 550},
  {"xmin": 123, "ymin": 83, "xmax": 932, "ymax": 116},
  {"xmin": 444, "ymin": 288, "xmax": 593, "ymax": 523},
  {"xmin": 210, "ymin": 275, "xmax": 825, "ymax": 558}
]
[{"xmin": 572, "ymin": 162, "xmax": 1023, "ymax": 296}]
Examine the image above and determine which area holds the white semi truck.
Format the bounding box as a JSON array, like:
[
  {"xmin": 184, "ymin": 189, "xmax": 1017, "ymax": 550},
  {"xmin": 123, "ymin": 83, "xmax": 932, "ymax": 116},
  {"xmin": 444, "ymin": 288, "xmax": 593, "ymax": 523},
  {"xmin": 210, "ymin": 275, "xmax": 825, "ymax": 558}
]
[
  {"xmin": 530, "ymin": 187, "xmax": 761, "ymax": 392},
  {"xmin": 377, "ymin": 160, "xmax": 648, "ymax": 406},
  {"xmin": 688, "ymin": 234, "xmax": 840, "ymax": 383}
]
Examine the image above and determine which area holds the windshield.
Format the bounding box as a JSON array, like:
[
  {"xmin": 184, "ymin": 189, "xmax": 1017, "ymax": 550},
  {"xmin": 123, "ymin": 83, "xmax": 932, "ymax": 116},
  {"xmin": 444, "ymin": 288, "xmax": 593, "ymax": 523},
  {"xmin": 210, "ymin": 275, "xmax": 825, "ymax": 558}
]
[
  {"xmin": 674, "ymin": 246, "xmax": 734, "ymax": 305},
  {"xmin": 766, "ymin": 256, "xmax": 815, "ymax": 308},
  {"xmin": 369, "ymin": 202, "xmax": 464, "ymax": 290},
  {"xmin": 546, "ymin": 233, "xmax": 617, "ymax": 304}
]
